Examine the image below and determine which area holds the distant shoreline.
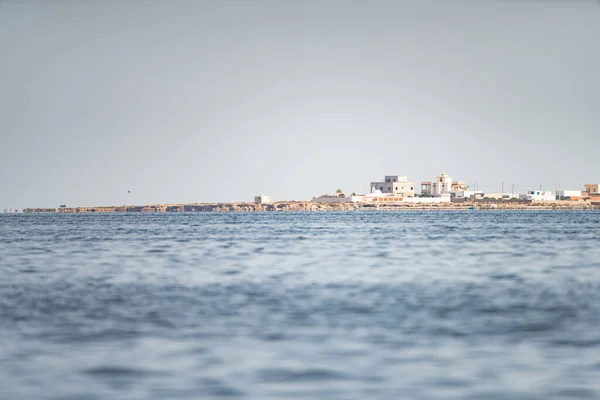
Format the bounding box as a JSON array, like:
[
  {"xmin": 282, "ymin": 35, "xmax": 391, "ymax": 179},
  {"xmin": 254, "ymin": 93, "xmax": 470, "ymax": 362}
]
[{"xmin": 21, "ymin": 200, "xmax": 599, "ymax": 213}]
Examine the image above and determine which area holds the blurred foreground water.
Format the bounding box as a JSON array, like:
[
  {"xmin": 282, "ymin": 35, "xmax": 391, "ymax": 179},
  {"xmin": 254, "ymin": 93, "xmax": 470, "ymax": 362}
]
[{"xmin": 1, "ymin": 211, "xmax": 600, "ymax": 399}]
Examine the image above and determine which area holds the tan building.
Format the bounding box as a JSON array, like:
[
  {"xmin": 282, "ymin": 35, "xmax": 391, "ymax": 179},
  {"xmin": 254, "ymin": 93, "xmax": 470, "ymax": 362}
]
[
  {"xmin": 584, "ymin": 184, "xmax": 600, "ymax": 195},
  {"xmin": 452, "ymin": 181, "xmax": 468, "ymax": 192},
  {"xmin": 421, "ymin": 173, "xmax": 456, "ymax": 195},
  {"xmin": 370, "ymin": 175, "xmax": 415, "ymax": 197}
]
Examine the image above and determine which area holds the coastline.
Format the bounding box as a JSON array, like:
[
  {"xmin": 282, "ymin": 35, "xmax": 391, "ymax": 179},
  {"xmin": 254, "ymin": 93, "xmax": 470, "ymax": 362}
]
[{"xmin": 21, "ymin": 200, "xmax": 599, "ymax": 213}]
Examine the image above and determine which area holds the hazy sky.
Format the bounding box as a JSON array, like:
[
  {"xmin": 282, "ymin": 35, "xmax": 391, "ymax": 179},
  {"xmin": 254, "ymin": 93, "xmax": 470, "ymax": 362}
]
[{"xmin": 1, "ymin": 0, "xmax": 599, "ymax": 208}]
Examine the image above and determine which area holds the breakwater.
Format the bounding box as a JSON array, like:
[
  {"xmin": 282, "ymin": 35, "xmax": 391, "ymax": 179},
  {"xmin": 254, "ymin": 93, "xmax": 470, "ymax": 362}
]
[{"xmin": 22, "ymin": 200, "xmax": 598, "ymax": 213}]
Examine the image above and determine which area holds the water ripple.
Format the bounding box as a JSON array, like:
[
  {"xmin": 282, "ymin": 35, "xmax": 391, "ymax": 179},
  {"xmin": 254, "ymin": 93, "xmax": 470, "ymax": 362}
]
[{"xmin": 1, "ymin": 211, "xmax": 600, "ymax": 399}]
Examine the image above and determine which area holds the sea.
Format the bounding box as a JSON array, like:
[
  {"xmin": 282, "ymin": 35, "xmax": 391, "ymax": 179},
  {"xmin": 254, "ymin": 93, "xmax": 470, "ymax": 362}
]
[{"xmin": 1, "ymin": 211, "xmax": 600, "ymax": 399}]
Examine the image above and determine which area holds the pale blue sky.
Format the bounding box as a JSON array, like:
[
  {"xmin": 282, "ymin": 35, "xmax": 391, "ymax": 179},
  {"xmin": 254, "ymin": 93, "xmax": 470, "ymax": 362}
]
[{"xmin": 1, "ymin": 0, "xmax": 599, "ymax": 208}]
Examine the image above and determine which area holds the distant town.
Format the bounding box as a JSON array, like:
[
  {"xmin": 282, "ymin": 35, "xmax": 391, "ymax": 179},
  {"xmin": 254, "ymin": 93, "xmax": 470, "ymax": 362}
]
[
  {"xmin": 7, "ymin": 172, "xmax": 600, "ymax": 213},
  {"xmin": 309, "ymin": 172, "xmax": 600, "ymax": 205}
]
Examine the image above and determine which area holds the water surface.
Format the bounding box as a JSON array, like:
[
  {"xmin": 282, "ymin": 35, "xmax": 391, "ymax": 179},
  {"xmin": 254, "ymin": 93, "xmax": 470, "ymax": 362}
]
[{"xmin": 1, "ymin": 211, "xmax": 600, "ymax": 399}]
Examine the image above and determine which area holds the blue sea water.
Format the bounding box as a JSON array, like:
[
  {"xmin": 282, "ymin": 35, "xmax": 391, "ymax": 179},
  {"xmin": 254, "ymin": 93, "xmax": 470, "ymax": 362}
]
[{"xmin": 1, "ymin": 211, "xmax": 600, "ymax": 399}]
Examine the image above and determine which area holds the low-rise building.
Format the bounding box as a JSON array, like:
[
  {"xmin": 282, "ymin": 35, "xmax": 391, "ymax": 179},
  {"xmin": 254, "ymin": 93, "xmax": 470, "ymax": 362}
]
[
  {"xmin": 312, "ymin": 193, "xmax": 349, "ymax": 203},
  {"xmin": 451, "ymin": 181, "xmax": 468, "ymax": 192},
  {"xmin": 361, "ymin": 190, "xmax": 405, "ymax": 203},
  {"xmin": 519, "ymin": 191, "xmax": 556, "ymax": 202},
  {"xmin": 312, "ymin": 192, "xmax": 370, "ymax": 203},
  {"xmin": 421, "ymin": 173, "xmax": 456, "ymax": 195},
  {"xmin": 584, "ymin": 184, "xmax": 600, "ymax": 195},
  {"xmin": 360, "ymin": 190, "xmax": 450, "ymax": 204},
  {"xmin": 370, "ymin": 175, "xmax": 415, "ymax": 197},
  {"xmin": 481, "ymin": 193, "xmax": 519, "ymax": 200},
  {"xmin": 558, "ymin": 190, "xmax": 583, "ymax": 199},
  {"xmin": 403, "ymin": 194, "xmax": 451, "ymax": 204},
  {"xmin": 254, "ymin": 194, "xmax": 271, "ymax": 204},
  {"xmin": 452, "ymin": 190, "xmax": 484, "ymax": 200}
]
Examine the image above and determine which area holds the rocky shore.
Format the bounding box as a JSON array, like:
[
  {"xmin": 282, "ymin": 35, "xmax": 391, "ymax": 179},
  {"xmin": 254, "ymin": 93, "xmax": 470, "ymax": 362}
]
[{"xmin": 22, "ymin": 200, "xmax": 599, "ymax": 213}]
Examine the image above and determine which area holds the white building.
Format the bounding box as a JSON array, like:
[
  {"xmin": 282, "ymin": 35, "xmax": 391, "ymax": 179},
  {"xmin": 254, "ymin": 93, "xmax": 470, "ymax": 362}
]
[
  {"xmin": 403, "ymin": 194, "xmax": 451, "ymax": 204},
  {"xmin": 519, "ymin": 191, "xmax": 556, "ymax": 202},
  {"xmin": 453, "ymin": 190, "xmax": 484, "ymax": 200},
  {"xmin": 358, "ymin": 190, "xmax": 450, "ymax": 204},
  {"xmin": 421, "ymin": 173, "xmax": 453, "ymax": 195},
  {"xmin": 370, "ymin": 175, "xmax": 415, "ymax": 197},
  {"xmin": 361, "ymin": 190, "xmax": 405, "ymax": 203},
  {"xmin": 254, "ymin": 194, "xmax": 271, "ymax": 204},
  {"xmin": 347, "ymin": 194, "xmax": 367, "ymax": 202},
  {"xmin": 558, "ymin": 190, "xmax": 582, "ymax": 199}
]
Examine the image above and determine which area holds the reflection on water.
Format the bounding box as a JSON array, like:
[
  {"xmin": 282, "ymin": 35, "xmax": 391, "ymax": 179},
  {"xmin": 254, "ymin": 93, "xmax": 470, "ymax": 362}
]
[{"xmin": 1, "ymin": 211, "xmax": 600, "ymax": 399}]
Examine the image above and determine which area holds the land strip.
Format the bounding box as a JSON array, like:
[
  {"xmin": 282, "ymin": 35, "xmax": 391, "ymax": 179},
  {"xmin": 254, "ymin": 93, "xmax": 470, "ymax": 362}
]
[{"xmin": 22, "ymin": 200, "xmax": 599, "ymax": 213}]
